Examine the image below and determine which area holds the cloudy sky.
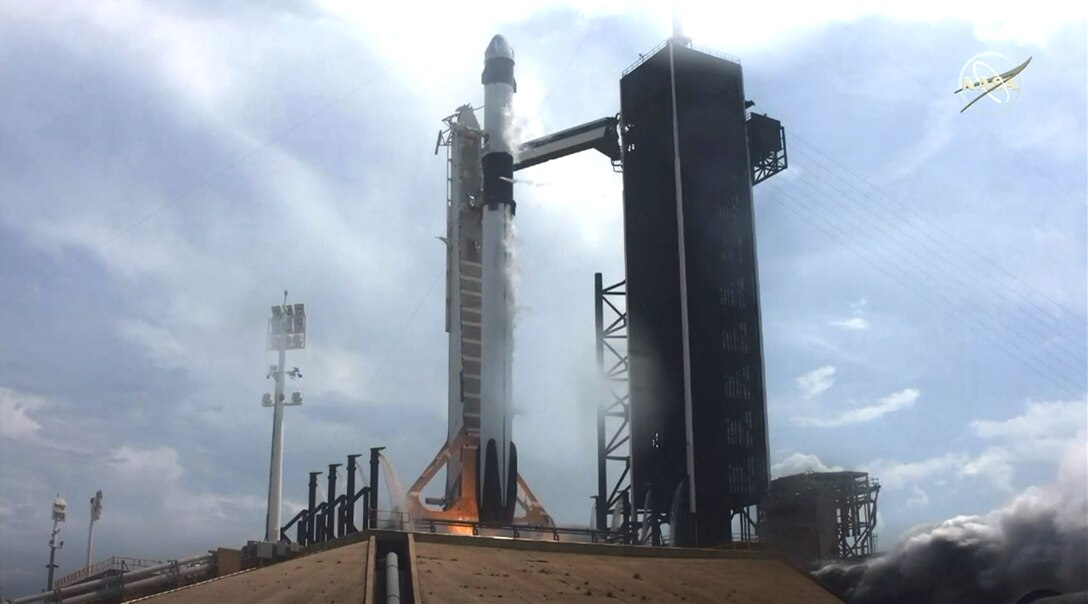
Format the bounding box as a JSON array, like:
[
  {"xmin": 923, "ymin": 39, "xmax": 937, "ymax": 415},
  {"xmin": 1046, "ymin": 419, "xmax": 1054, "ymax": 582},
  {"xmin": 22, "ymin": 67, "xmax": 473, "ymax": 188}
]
[{"xmin": 1, "ymin": 1, "xmax": 1085, "ymax": 598}]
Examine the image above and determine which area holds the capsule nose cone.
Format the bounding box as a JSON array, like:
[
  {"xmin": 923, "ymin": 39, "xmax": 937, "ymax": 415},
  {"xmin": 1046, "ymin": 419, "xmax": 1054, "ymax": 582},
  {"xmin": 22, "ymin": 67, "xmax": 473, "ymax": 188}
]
[{"xmin": 485, "ymin": 34, "xmax": 514, "ymax": 61}]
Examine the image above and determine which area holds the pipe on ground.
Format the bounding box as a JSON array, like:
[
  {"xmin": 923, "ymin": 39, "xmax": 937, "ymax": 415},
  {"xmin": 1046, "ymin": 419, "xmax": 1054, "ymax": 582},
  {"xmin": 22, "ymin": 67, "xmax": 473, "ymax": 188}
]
[
  {"xmin": 6, "ymin": 554, "xmax": 212, "ymax": 604},
  {"xmin": 60, "ymin": 563, "xmax": 210, "ymax": 604},
  {"xmin": 385, "ymin": 552, "xmax": 400, "ymax": 604}
]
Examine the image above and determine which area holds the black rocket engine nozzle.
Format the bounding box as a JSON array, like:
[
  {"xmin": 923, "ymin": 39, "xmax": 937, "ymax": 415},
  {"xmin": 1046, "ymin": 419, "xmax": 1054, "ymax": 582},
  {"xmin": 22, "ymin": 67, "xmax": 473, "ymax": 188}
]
[{"xmin": 477, "ymin": 439, "xmax": 518, "ymax": 524}]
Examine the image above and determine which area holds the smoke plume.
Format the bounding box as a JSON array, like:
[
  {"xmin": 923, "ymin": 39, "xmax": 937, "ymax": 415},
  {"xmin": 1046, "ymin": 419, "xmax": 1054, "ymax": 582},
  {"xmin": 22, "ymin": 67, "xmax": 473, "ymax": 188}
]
[
  {"xmin": 816, "ymin": 440, "xmax": 1088, "ymax": 603},
  {"xmin": 504, "ymin": 219, "xmax": 527, "ymax": 328}
]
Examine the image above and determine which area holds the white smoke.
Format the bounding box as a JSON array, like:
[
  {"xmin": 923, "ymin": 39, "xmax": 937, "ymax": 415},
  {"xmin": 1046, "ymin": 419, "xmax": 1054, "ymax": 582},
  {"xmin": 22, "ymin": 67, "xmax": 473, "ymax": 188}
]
[
  {"xmin": 815, "ymin": 438, "xmax": 1088, "ymax": 603},
  {"xmin": 500, "ymin": 175, "xmax": 550, "ymax": 187},
  {"xmin": 502, "ymin": 102, "xmax": 538, "ymax": 165},
  {"xmin": 377, "ymin": 453, "xmax": 409, "ymax": 529},
  {"xmin": 503, "ymin": 218, "xmax": 527, "ymax": 328}
]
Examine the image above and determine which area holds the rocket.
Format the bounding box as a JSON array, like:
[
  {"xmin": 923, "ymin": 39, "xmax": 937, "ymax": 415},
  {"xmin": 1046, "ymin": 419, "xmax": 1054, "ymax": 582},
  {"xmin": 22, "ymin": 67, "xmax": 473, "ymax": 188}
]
[{"xmin": 478, "ymin": 34, "xmax": 517, "ymax": 523}]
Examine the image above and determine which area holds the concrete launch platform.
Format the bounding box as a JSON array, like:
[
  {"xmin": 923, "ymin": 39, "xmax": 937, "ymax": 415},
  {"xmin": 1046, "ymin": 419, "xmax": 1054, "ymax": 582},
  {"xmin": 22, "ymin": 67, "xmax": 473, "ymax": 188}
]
[
  {"xmin": 414, "ymin": 539, "xmax": 839, "ymax": 603},
  {"xmin": 132, "ymin": 530, "xmax": 839, "ymax": 603},
  {"xmin": 134, "ymin": 540, "xmax": 370, "ymax": 604}
]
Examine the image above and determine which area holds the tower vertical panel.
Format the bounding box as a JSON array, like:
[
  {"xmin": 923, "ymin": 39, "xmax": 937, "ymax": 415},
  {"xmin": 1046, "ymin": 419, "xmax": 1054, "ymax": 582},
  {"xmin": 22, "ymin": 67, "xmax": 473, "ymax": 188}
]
[
  {"xmin": 621, "ymin": 48, "xmax": 688, "ymax": 518},
  {"xmin": 621, "ymin": 42, "xmax": 770, "ymax": 546}
]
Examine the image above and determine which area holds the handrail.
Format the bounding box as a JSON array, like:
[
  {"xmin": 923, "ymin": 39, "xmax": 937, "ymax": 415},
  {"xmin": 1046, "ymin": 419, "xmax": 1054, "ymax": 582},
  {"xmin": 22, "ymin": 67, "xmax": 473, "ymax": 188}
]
[
  {"xmin": 6, "ymin": 553, "xmax": 213, "ymax": 604},
  {"xmin": 54, "ymin": 556, "xmax": 164, "ymax": 589}
]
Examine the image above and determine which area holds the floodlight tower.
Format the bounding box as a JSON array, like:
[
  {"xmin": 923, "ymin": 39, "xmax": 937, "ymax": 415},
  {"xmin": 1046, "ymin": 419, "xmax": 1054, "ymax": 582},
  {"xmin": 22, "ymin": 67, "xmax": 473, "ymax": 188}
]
[
  {"xmin": 84, "ymin": 490, "xmax": 102, "ymax": 568},
  {"xmin": 45, "ymin": 495, "xmax": 66, "ymax": 590},
  {"xmin": 262, "ymin": 291, "xmax": 306, "ymax": 542}
]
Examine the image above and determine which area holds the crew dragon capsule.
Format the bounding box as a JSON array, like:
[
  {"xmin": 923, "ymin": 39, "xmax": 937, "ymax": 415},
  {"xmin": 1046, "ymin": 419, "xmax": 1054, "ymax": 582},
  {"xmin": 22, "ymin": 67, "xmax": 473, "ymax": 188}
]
[{"xmin": 478, "ymin": 33, "xmax": 517, "ymax": 523}]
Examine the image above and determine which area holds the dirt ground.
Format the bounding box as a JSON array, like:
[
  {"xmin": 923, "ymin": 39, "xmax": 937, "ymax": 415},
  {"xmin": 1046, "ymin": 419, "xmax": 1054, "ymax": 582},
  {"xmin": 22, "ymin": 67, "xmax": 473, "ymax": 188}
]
[
  {"xmin": 413, "ymin": 540, "xmax": 841, "ymax": 603},
  {"xmin": 137, "ymin": 540, "xmax": 369, "ymax": 604}
]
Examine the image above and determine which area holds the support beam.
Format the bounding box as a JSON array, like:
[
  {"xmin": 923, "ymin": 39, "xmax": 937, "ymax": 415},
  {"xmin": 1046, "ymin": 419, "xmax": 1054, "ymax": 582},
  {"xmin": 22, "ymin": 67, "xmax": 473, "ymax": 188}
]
[{"xmin": 514, "ymin": 117, "xmax": 620, "ymax": 171}]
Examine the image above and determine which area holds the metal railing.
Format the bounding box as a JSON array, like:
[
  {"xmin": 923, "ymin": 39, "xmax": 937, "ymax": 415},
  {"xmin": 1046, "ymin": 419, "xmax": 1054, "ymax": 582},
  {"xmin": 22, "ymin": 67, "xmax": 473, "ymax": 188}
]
[
  {"xmin": 418, "ymin": 518, "xmax": 611, "ymax": 543},
  {"xmin": 6, "ymin": 553, "xmax": 213, "ymax": 604},
  {"xmin": 54, "ymin": 556, "xmax": 164, "ymax": 589},
  {"xmin": 622, "ymin": 39, "xmax": 742, "ymax": 77}
]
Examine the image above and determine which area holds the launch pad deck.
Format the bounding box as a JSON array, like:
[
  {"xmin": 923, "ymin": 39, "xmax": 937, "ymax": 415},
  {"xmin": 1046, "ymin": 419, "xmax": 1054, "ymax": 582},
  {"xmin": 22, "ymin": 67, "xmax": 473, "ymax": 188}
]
[{"xmin": 137, "ymin": 530, "xmax": 840, "ymax": 603}]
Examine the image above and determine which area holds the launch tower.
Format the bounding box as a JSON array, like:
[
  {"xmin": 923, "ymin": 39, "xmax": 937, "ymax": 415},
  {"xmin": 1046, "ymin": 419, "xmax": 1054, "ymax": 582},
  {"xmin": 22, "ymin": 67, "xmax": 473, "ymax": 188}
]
[{"xmin": 603, "ymin": 36, "xmax": 787, "ymax": 547}]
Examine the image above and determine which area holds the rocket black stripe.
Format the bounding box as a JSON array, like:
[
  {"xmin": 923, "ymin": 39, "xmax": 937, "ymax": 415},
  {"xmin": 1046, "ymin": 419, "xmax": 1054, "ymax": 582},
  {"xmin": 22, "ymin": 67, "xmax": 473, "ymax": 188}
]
[
  {"xmin": 482, "ymin": 58, "xmax": 517, "ymax": 91},
  {"xmin": 482, "ymin": 152, "xmax": 514, "ymax": 209}
]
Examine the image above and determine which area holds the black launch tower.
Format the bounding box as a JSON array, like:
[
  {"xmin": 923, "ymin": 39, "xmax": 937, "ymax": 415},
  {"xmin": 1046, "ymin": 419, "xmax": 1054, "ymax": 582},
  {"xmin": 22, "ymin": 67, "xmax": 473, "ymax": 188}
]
[{"xmin": 613, "ymin": 38, "xmax": 786, "ymax": 547}]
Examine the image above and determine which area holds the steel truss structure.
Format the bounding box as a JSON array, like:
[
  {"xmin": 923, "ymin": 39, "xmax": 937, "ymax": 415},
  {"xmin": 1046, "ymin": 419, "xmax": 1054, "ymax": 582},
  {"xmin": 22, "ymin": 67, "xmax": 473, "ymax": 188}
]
[
  {"xmin": 593, "ymin": 273, "xmax": 671, "ymax": 544},
  {"xmin": 760, "ymin": 471, "xmax": 880, "ymax": 563},
  {"xmin": 594, "ymin": 273, "xmax": 629, "ymax": 533},
  {"xmin": 747, "ymin": 113, "xmax": 788, "ymax": 186},
  {"xmin": 832, "ymin": 473, "xmax": 880, "ymax": 558}
]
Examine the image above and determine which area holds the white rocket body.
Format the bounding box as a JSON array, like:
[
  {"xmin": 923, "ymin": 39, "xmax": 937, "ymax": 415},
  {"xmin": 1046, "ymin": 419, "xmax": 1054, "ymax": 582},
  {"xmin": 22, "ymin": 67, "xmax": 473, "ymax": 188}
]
[{"xmin": 478, "ymin": 34, "xmax": 517, "ymax": 522}]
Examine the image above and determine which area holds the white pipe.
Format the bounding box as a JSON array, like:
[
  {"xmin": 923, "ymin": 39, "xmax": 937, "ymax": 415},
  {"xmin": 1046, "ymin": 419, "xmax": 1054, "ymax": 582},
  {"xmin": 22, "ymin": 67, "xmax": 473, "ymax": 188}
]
[
  {"xmin": 61, "ymin": 563, "xmax": 210, "ymax": 604},
  {"xmin": 6, "ymin": 555, "xmax": 212, "ymax": 604},
  {"xmin": 385, "ymin": 552, "xmax": 400, "ymax": 604}
]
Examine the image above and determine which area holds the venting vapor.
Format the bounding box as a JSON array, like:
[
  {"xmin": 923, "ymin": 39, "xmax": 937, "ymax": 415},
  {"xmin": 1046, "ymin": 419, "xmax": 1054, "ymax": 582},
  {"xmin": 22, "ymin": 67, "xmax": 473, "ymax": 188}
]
[{"xmin": 816, "ymin": 440, "xmax": 1088, "ymax": 604}]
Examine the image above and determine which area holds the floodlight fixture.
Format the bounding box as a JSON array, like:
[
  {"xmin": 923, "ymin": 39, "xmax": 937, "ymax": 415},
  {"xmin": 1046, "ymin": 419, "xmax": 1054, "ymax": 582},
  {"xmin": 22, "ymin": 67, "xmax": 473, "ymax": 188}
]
[
  {"xmin": 52, "ymin": 496, "xmax": 67, "ymax": 523},
  {"xmin": 267, "ymin": 302, "xmax": 306, "ymax": 351},
  {"xmin": 90, "ymin": 491, "xmax": 102, "ymax": 521},
  {"xmin": 86, "ymin": 490, "xmax": 103, "ymax": 567}
]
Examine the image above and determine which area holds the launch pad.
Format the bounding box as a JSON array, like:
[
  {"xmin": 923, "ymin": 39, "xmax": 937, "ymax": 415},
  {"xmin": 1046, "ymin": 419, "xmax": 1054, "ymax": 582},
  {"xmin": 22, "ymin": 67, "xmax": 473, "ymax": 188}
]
[
  {"xmin": 404, "ymin": 32, "xmax": 789, "ymax": 544},
  {"xmin": 279, "ymin": 31, "xmax": 786, "ymax": 548}
]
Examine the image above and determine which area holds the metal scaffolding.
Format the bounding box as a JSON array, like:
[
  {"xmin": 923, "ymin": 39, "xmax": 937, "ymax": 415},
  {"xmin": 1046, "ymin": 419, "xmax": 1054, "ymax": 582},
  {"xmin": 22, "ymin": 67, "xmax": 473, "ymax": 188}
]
[
  {"xmin": 832, "ymin": 473, "xmax": 880, "ymax": 558},
  {"xmin": 760, "ymin": 471, "xmax": 880, "ymax": 564},
  {"xmin": 593, "ymin": 273, "xmax": 630, "ymax": 534}
]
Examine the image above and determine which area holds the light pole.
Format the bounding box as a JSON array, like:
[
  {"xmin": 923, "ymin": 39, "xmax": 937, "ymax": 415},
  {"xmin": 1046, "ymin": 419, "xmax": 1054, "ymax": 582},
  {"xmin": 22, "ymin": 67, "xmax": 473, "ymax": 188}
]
[
  {"xmin": 85, "ymin": 490, "xmax": 102, "ymax": 568},
  {"xmin": 46, "ymin": 495, "xmax": 66, "ymax": 590},
  {"xmin": 263, "ymin": 291, "xmax": 305, "ymax": 542}
]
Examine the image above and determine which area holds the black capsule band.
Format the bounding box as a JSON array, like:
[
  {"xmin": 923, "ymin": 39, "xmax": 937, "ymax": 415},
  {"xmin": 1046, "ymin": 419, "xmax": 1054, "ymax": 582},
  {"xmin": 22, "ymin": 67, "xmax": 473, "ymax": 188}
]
[
  {"xmin": 482, "ymin": 58, "xmax": 517, "ymax": 91},
  {"xmin": 483, "ymin": 152, "xmax": 514, "ymax": 209}
]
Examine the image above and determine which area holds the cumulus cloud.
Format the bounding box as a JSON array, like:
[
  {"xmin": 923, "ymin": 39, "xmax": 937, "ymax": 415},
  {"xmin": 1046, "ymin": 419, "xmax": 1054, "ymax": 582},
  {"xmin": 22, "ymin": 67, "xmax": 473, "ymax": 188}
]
[
  {"xmin": 882, "ymin": 99, "xmax": 958, "ymax": 182},
  {"xmin": 110, "ymin": 445, "xmax": 184, "ymax": 487},
  {"xmin": 796, "ymin": 365, "xmax": 836, "ymax": 398},
  {"xmin": 771, "ymin": 452, "xmax": 844, "ymax": 477},
  {"xmin": 829, "ymin": 316, "xmax": 870, "ymax": 330},
  {"xmin": 906, "ymin": 485, "xmax": 930, "ymax": 508},
  {"xmin": 864, "ymin": 452, "xmax": 963, "ymax": 491},
  {"xmin": 0, "ymin": 387, "xmax": 46, "ymax": 443},
  {"xmin": 862, "ymin": 399, "xmax": 1087, "ymax": 495},
  {"xmin": 970, "ymin": 399, "xmax": 1086, "ymax": 461},
  {"xmin": 107, "ymin": 445, "xmax": 265, "ymax": 532},
  {"xmin": 793, "ymin": 388, "xmax": 919, "ymax": 427},
  {"xmin": 114, "ymin": 318, "xmax": 191, "ymax": 370},
  {"xmin": 959, "ymin": 447, "xmax": 1017, "ymax": 491}
]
